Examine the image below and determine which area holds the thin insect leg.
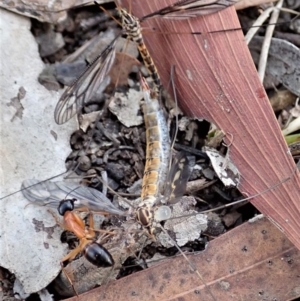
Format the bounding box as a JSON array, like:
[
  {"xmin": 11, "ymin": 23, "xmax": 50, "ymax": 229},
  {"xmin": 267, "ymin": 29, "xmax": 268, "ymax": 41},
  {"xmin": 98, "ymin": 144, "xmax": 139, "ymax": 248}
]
[
  {"xmin": 91, "ymin": 228, "xmax": 116, "ymax": 235},
  {"xmin": 60, "ymin": 263, "xmax": 79, "ymax": 297},
  {"xmin": 99, "ymin": 4, "xmax": 122, "ymax": 26},
  {"xmin": 135, "ymin": 236, "xmax": 148, "ymax": 261},
  {"xmin": 87, "ymin": 211, "xmax": 96, "ymax": 237},
  {"xmin": 59, "ymin": 242, "xmax": 89, "ymax": 297},
  {"xmin": 85, "ymin": 212, "xmax": 115, "ymax": 237},
  {"xmin": 61, "ymin": 242, "xmax": 87, "ymax": 266},
  {"xmin": 169, "ymin": 65, "xmax": 179, "ymax": 156},
  {"xmin": 0, "ymin": 171, "xmax": 68, "ymax": 200},
  {"xmin": 47, "ymin": 209, "xmax": 64, "ymax": 228}
]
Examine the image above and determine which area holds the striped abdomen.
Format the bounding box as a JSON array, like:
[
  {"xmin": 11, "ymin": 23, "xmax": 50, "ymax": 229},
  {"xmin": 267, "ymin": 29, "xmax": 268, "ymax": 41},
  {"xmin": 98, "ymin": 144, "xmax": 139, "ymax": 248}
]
[
  {"xmin": 140, "ymin": 81, "xmax": 170, "ymax": 204},
  {"xmin": 135, "ymin": 78, "xmax": 171, "ymax": 235},
  {"xmin": 119, "ymin": 8, "xmax": 161, "ymax": 91}
]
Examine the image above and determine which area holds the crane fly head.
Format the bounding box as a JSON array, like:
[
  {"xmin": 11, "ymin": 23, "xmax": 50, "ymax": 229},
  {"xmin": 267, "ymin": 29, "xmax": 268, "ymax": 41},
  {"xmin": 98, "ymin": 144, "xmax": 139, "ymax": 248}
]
[{"xmin": 117, "ymin": 7, "xmax": 140, "ymax": 33}]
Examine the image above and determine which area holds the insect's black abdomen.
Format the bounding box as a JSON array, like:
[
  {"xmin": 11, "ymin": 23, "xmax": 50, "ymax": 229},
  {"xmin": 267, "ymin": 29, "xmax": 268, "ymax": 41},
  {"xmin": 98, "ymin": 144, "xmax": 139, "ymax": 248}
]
[{"xmin": 84, "ymin": 242, "xmax": 114, "ymax": 267}]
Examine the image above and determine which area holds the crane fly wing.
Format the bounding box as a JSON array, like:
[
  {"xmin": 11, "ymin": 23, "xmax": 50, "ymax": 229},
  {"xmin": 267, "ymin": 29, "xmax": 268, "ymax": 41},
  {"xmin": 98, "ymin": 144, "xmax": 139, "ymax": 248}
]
[
  {"xmin": 54, "ymin": 0, "xmax": 238, "ymax": 123},
  {"xmin": 21, "ymin": 179, "xmax": 124, "ymax": 215},
  {"xmin": 54, "ymin": 36, "xmax": 118, "ymax": 124},
  {"xmin": 141, "ymin": 0, "xmax": 238, "ymax": 20},
  {"xmin": 163, "ymin": 152, "xmax": 195, "ymax": 204}
]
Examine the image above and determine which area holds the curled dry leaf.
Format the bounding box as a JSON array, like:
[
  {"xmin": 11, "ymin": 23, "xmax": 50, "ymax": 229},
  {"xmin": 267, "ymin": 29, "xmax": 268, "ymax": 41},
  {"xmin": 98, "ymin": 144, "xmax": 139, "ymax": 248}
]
[{"xmin": 204, "ymin": 147, "xmax": 240, "ymax": 188}]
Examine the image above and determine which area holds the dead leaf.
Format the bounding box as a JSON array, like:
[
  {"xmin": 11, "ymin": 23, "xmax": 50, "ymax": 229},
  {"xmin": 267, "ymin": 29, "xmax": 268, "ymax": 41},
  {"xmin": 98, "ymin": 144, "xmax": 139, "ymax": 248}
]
[
  {"xmin": 108, "ymin": 88, "xmax": 144, "ymax": 127},
  {"xmin": 108, "ymin": 52, "xmax": 141, "ymax": 89},
  {"xmin": 65, "ymin": 216, "xmax": 300, "ymax": 301},
  {"xmin": 235, "ymin": 0, "xmax": 277, "ymax": 10},
  {"xmin": 204, "ymin": 147, "xmax": 240, "ymax": 188}
]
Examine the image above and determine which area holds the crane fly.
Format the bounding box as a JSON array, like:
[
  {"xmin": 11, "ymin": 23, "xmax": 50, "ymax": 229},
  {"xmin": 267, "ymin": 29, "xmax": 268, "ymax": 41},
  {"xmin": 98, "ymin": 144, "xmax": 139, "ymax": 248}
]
[
  {"xmin": 51, "ymin": 0, "xmax": 299, "ymax": 124},
  {"xmin": 53, "ymin": 0, "xmax": 246, "ymax": 124}
]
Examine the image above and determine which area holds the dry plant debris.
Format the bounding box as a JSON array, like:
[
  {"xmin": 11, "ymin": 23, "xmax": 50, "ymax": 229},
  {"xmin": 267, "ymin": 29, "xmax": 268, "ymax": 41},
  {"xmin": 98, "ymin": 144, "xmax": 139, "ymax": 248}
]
[
  {"xmin": 64, "ymin": 217, "xmax": 300, "ymax": 301},
  {"xmin": 0, "ymin": 0, "xmax": 300, "ymax": 300},
  {"xmin": 126, "ymin": 0, "xmax": 300, "ymax": 250}
]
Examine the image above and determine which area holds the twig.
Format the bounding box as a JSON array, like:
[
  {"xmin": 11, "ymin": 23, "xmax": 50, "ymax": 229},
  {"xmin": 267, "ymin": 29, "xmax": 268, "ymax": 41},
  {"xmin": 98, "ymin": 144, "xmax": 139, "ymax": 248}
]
[
  {"xmin": 258, "ymin": 0, "xmax": 284, "ymax": 82},
  {"xmin": 245, "ymin": 7, "xmax": 274, "ymax": 44}
]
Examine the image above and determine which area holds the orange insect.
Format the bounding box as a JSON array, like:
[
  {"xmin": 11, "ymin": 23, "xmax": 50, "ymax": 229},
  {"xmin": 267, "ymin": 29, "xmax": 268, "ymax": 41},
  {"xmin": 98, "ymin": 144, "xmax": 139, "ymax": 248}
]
[{"xmin": 55, "ymin": 198, "xmax": 114, "ymax": 268}]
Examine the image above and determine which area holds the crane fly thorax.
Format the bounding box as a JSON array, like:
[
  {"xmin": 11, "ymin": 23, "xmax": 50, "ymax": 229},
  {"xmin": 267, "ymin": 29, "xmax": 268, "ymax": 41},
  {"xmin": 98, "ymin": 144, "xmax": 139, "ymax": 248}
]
[
  {"xmin": 119, "ymin": 8, "xmax": 142, "ymax": 42},
  {"xmin": 118, "ymin": 9, "xmax": 160, "ymax": 90},
  {"xmin": 136, "ymin": 206, "xmax": 153, "ymax": 229}
]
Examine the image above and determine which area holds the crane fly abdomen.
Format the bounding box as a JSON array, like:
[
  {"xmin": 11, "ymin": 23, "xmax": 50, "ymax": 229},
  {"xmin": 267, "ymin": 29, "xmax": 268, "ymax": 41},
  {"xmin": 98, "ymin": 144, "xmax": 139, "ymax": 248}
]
[
  {"xmin": 141, "ymin": 89, "xmax": 170, "ymax": 201},
  {"xmin": 137, "ymin": 77, "xmax": 195, "ymax": 235},
  {"xmin": 135, "ymin": 77, "xmax": 171, "ymax": 235},
  {"xmin": 137, "ymin": 43, "xmax": 161, "ymax": 89}
]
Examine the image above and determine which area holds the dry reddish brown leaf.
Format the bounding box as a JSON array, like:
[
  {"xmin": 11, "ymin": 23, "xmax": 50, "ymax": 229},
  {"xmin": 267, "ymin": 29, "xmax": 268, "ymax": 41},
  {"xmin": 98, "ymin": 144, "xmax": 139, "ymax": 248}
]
[
  {"xmin": 108, "ymin": 52, "xmax": 140, "ymax": 88},
  {"xmin": 65, "ymin": 216, "xmax": 300, "ymax": 301},
  {"xmin": 120, "ymin": 0, "xmax": 300, "ymax": 250}
]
